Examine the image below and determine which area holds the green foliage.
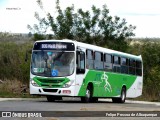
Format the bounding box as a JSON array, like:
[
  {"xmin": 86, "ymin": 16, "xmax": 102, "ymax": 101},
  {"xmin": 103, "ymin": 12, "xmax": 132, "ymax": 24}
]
[
  {"xmin": 28, "ymin": 0, "xmax": 136, "ymax": 52},
  {"xmin": 141, "ymin": 42, "xmax": 160, "ymax": 100},
  {"xmin": 0, "ymin": 42, "xmax": 32, "ymax": 83},
  {"xmin": 33, "ymin": 33, "xmax": 45, "ymax": 40}
]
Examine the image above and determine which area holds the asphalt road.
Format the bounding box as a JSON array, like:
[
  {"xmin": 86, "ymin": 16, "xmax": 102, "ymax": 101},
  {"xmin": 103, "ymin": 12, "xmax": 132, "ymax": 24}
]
[{"xmin": 0, "ymin": 97, "xmax": 160, "ymax": 120}]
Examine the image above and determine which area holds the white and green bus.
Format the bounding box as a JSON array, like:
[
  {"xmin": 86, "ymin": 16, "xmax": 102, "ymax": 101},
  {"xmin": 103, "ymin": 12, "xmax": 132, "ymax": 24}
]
[{"xmin": 30, "ymin": 39, "xmax": 143, "ymax": 103}]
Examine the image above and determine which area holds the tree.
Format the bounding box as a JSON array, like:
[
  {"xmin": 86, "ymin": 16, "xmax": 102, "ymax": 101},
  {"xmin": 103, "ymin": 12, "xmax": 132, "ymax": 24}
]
[{"xmin": 28, "ymin": 0, "xmax": 136, "ymax": 52}]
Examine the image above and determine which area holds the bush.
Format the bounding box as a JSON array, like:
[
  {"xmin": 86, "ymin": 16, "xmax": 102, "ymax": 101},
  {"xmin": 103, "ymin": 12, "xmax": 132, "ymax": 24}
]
[{"xmin": 0, "ymin": 42, "xmax": 32, "ymax": 84}]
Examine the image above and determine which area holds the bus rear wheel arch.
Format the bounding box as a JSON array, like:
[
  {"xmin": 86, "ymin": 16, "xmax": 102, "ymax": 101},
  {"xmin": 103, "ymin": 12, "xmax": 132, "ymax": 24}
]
[{"xmin": 112, "ymin": 86, "xmax": 126, "ymax": 103}]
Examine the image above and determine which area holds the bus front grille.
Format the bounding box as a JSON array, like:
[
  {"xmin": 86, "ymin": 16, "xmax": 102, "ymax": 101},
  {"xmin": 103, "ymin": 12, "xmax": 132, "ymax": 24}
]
[
  {"xmin": 41, "ymin": 84, "xmax": 60, "ymax": 88},
  {"xmin": 38, "ymin": 79, "xmax": 64, "ymax": 83},
  {"xmin": 43, "ymin": 89, "xmax": 58, "ymax": 93}
]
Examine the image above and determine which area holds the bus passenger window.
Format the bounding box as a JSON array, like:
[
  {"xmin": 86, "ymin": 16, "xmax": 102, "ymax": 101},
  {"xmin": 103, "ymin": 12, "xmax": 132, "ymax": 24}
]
[
  {"xmin": 86, "ymin": 50, "xmax": 94, "ymax": 69},
  {"xmin": 104, "ymin": 54, "xmax": 112, "ymax": 71},
  {"xmin": 136, "ymin": 61, "xmax": 142, "ymax": 76},
  {"xmin": 121, "ymin": 57, "xmax": 128, "ymax": 74},
  {"xmin": 113, "ymin": 56, "xmax": 120, "ymax": 73},
  {"xmin": 129, "ymin": 59, "xmax": 136, "ymax": 75},
  {"xmin": 94, "ymin": 52, "xmax": 103, "ymax": 70}
]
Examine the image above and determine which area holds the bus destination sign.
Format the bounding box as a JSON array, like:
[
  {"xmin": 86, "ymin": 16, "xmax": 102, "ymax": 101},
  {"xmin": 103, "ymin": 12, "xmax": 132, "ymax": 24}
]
[
  {"xmin": 33, "ymin": 42, "xmax": 75, "ymax": 51},
  {"xmin": 41, "ymin": 44, "xmax": 67, "ymax": 49}
]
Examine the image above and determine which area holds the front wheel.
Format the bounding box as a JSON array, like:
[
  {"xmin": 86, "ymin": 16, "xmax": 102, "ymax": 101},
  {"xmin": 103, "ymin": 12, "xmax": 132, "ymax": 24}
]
[
  {"xmin": 81, "ymin": 85, "xmax": 92, "ymax": 103},
  {"xmin": 46, "ymin": 96, "xmax": 55, "ymax": 102},
  {"xmin": 112, "ymin": 87, "xmax": 126, "ymax": 103}
]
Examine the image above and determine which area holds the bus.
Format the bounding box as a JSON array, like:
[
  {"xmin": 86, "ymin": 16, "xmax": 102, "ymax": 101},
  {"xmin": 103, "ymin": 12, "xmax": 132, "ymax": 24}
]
[{"xmin": 30, "ymin": 39, "xmax": 143, "ymax": 103}]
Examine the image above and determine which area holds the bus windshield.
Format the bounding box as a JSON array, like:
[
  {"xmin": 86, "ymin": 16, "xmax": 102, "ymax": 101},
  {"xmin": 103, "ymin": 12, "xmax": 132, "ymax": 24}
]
[{"xmin": 31, "ymin": 51, "xmax": 75, "ymax": 77}]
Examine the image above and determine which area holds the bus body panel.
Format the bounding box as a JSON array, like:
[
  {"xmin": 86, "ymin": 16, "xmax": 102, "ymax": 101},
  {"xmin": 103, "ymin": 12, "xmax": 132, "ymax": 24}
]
[{"xmin": 126, "ymin": 76, "xmax": 143, "ymax": 98}]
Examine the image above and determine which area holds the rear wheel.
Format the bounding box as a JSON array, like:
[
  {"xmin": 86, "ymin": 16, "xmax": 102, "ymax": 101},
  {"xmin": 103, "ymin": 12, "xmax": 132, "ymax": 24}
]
[
  {"xmin": 120, "ymin": 87, "xmax": 126, "ymax": 103},
  {"xmin": 112, "ymin": 87, "xmax": 126, "ymax": 103},
  {"xmin": 81, "ymin": 85, "xmax": 92, "ymax": 103}
]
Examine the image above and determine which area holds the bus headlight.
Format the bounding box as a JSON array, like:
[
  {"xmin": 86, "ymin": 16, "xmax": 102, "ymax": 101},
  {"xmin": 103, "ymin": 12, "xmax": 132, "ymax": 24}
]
[
  {"xmin": 63, "ymin": 80, "xmax": 74, "ymax": 88},
  {"xmin": 30, "ymin": 79, "xmax": 39, "ymax": 87}
]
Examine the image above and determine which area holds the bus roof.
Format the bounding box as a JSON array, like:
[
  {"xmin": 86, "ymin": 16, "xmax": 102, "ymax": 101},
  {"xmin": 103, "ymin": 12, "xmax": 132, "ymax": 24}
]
[{"xmin": 35, "ymin": 39, "xmax": 142, "ymax": 61}]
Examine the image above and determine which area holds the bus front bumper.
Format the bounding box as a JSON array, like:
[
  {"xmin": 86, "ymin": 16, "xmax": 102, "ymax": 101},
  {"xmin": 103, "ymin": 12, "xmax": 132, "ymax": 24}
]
[{"xmin": 30, "ymin": 83, "xmax": 75, "ymax": 96}]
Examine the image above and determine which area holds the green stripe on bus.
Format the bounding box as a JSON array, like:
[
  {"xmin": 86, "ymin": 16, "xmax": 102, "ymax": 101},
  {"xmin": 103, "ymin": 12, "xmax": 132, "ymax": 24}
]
[{"xmin": 78, "ymin": 70, "xmax": 136, "ymax": 97}]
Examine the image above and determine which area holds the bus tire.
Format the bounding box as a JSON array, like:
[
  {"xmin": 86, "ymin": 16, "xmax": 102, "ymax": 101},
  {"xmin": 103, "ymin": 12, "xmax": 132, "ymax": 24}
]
[
  {"xmin": 46, "ymin": 96, "xmax": 55, "ymax": 102},
  {"xmin": 81, "ymin": 85, "xmax": 92, "ymax": 103},
  {"xmin": 112, "ymin": 87, "xmax": 126, "ymax": 103},
  {"xmin": 120, "ymin": 87, "xmax": 126, "ymax": 103}
]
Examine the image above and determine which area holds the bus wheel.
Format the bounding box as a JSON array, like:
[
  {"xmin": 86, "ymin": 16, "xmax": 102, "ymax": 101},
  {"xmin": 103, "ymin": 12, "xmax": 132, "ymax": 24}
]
[
  {"xmin": 120, "ymin": 87, "xmax": 126, "ymax": 103},
  {"xmin": 112, "ymin": 87, "xmax": 126, "ymax": 103},
  {"xmin": 46, "ymin": 96, "xmax": 55, "ymax": 102},
  {"xmin": 81, "ymin": 85, "xmax": 92, "ymax": 103}
]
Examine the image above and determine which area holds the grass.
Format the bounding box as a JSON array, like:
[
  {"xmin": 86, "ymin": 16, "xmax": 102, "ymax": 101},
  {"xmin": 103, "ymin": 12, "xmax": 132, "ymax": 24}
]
[{"xmin": 0, "ymin": 79, "xmax": 30, "ymax": 98}]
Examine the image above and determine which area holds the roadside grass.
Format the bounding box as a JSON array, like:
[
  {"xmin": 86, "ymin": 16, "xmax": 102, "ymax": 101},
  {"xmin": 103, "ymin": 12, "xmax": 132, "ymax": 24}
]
[
  {"xmin": 137, "ymin": 92, "xmax": 160, "ymax": 102},
  {"xmin": 133, "ymin": 96, "xmax": 160, "ymax": 102},
  {"xmin": 0, "ymin": 79, "xmax": 41, "ymax": 98},
  {"xmin": 0, "ymin": 79, "xmax": 28, "ymax": 98}
]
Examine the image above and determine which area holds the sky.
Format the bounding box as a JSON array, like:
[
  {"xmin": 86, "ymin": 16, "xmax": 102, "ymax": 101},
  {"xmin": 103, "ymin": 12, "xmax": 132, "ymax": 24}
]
[{"xmin": 0, "ymin": 0, "xmax": 160, "ymax": 38}]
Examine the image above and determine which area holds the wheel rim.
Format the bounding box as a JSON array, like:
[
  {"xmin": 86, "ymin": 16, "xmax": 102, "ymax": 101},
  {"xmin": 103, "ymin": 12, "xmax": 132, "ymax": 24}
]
[
  {"xmin": 86, "ymin": 89, "xmax": 90, "ymax": 99},
  {"xmin": 121, "ymin": 90, "xmax": 126, "ymax": 101}
]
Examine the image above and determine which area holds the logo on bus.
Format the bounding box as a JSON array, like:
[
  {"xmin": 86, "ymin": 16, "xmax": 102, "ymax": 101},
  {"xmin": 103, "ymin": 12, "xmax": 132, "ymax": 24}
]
[
  {"xmin": 49, "ymin": 84, "xmax": 52, "ymax": 88},
  {"xmin": 101, "ymin": 72, "xmax": 112, "ymax": 92}
]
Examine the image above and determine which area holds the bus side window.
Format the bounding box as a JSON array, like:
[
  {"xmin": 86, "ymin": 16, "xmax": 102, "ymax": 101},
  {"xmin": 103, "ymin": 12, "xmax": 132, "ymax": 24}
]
[
  {"xmin": 104, "ymin": 54, "xmax": 112, "ymax": 71},
  {"xmin": 136, "ymin": 61, "xmax": 142, "ymax": 76},
  {"xmin": 113, "ymin": 56, "xmax": 121, "ymax": 73},
  {"xmin": 121, "ymin": 57, "xmax": 128, "ymax": 74},
  {"xmin": 94, "ymin": 51, "xmax": 103, "ymax": 70},
  {"xmin": 76, "ymin": 51, "xmax": 85, "ymax": 74},
  {"xmin": 129, "ymin": 59, "xmax": 136, "ymax": 75},
  {"xmin": 86, "ymin": 50, "xmax": 94, "ymax": 69}
]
